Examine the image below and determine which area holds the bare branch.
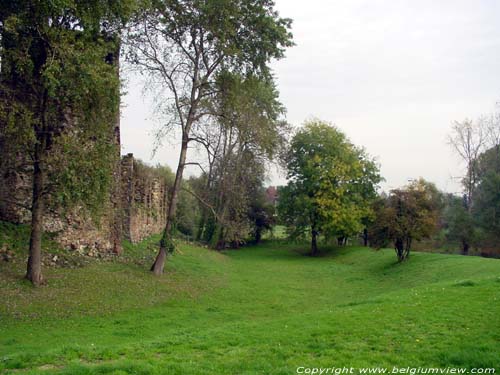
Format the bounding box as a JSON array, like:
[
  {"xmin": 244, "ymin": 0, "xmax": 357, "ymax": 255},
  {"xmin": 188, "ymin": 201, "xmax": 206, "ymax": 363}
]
[
  {"xmin": 181, "ymin": 186, "xmax": 221, "ymax": 221},
  {"xmin": 183, "ymin": 162, "xmax": 207, "ymax": 175}
]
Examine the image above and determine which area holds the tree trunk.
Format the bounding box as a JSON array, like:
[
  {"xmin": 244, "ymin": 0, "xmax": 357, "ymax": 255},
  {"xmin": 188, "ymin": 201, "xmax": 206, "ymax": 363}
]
[
  {"xmin": 196, "ymin": 209, "xmax": 206, "ymax": 241},
  {"xmin": 462, "ymin": 239, "xmax": 469, "ymax": 255},
  {"xmin": 363, "ymin": 228, "xmax": 368, "ymax": 247},
  {"xmin": 255, "ymin": 228, "xmax": 262, "ymax": 244},
  {"xmin": 151, "ymin": 135, "xmax": 189, "ymax": 275},
  {"xmin": 110, "ymin": 43, "xmax": 123, "ymax": 255},
  {"xmin": 404, "ymin": 237, "xmax": 412, "ymax": 260},
  {"xmin": 213, "ymin": 218, "xmax": 226, "ymax": 249},
  {"xmin": 211, "ymin": 181, "xmax": 230, "ymax": 250},
  {"xmin": 467, "ymin": 160, "xmax": 474, "ymax": 212},
  {"xmin": 26, "ymin": 147, "xmax": 45, "ymax": 286},
  {"xmin": 197, "ymin": 159, "xmax": 215, "ymax": 241},
  {"xmin": 394, "ymin": 238, "xmax": 404, "ymax": 262},
  {"xmin": 311, "ymin": 227, "xmax": 319, "ymax": 256}
]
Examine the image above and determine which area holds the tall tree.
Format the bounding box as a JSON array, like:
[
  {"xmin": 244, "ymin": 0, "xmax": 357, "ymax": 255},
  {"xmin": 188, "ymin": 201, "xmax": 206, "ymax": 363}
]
[
  {"xmin": 194, "ymin": 73, "xmax": 287, "ymax": 248},
  {"xmin": 448, "ymin": 119, "xmax": 486, "ymax": 211},
  {"xmin": 471, "ymin": 145, "xmax": 500, "ymax": 251},
  {"xmin": 126, "ymin": 3, "xmax": 293, "ymax": 274},
  {"xmin": 248, "ymin": 187, "xmax": 276, "ymax": 244},
  {"xmin": 447, "ymin": 105, "xmax": 500, "ymax": 254},
  {"xmin": 443, "ymin": 194, "xmax": 475, "ymax": 255},
  {"xmin": 0, "ymin": 0, "xmax": 134, "ymax": 285},
  {"xmin": 278, "ymin": 119, "xmax": 381, "ymax": 256}
]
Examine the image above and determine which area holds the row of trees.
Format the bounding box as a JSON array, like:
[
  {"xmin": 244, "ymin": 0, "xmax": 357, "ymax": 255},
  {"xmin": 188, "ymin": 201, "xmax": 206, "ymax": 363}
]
[
  {"xmin": 159, "ymin": 106, "xmax": 500, "ymax": 263},
  {"xmin": 274, "ymin": 121, "xmax": 440, "ymax": 263},
  {"xmin": 2, "ymin": 0, "xmax": 497, "ymax": 284},
  {"xmin": 125, "ymin": 0, "xmax": 293, "ymax": 275},
  {"xmin": 446, "ymin": 107, "xmax": 500, "ymax": 255},
  {"xmin": 275, "ymin": 109, "xmax": 500, "ymax": 262}
]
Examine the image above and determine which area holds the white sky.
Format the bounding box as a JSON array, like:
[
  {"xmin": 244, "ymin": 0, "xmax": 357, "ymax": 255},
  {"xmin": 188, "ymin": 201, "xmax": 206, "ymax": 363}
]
[{"xmin": 120, "ymin": 0, "xmax": 500, "ymax": 193}]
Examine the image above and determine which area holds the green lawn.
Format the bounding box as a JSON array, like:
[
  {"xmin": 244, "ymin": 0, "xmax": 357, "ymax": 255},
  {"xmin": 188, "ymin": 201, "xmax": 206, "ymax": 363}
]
[{"xmin": 1, "ymin": 232, "xmax": 499, "ymax": 374}]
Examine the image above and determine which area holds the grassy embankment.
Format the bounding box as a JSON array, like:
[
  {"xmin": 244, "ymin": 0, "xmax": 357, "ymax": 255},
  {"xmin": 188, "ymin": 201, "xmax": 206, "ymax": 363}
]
[{"xmin": 1, "ymin": 222, "xmax": 499, "ymax": 374}]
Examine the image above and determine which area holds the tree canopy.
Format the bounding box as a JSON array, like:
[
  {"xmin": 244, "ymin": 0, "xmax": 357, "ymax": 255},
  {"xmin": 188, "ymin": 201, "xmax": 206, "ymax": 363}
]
[
  {"xmin": 278, "ymin": 119, "xmax": 381, "ymax": 255},
  {"xmin": 369, "ymin": 178, "xmax": 442, "ymax": 262},
  {"xmin": 471, "ymin": 145, "xmax": 500, "ymax": 247},
  {"xmin": 125, "ymin": 0, "xmax": 293, "ymax": 274},
  {"xmin": 193, "ymin": 72, "xmax": 287, "ymax": 249}
]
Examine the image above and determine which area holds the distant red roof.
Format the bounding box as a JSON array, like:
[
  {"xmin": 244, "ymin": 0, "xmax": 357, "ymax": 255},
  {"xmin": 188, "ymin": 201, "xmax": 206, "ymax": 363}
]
[{"xmin": 265, "ymin": 186, "xmax": 279, "ymax": 205}]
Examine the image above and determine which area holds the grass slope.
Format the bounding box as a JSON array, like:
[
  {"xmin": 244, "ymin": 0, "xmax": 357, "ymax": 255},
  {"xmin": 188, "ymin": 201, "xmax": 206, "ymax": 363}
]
[{"xmin": 1, "ymin": 232, "xmax": 499, "ymax": 374}]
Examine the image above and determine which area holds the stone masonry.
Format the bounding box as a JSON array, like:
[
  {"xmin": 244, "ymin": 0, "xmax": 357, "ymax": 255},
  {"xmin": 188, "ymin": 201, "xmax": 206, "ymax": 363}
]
[
  {"xmin": 0, "ymin": 44, "xmax": 168, "ymax": 253},
  {"xmin": 121, "ymin": 154, "xmax": 168, "ymax": 244},
  {"xmin": 0, "ymin": 153, "xmax": 169, "ymax": 253}
]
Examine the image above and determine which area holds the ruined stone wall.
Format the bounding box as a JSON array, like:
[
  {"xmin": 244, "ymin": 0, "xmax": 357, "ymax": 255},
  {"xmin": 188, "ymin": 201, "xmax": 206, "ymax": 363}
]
[
  {"xmin": 0, "ymin": 153, "xmax": 169, "ymax": 252},
  {"xmin": 48, "ymin": 153, "xmax": 167, "ymax": 250},
  {"xmin": 121, "ymin": 154, "xmax": 168, "ymax": 244},
  {"xmin": 0, "ymin": 163, "xmax": 32, "ymax": 224},
  {"xmin": 0, "ymin": 163, "xmax": 116, "ymax": 253},
  {"xmin": 0, "ymin": 42, "xmax": 168, "ymax": 252}
]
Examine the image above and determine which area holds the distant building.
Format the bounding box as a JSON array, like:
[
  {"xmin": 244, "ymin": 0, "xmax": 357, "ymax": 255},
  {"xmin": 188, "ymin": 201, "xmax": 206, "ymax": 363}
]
[{"xmin": 265, "ymin": 186, "xmax": 279, "ymax": 207}]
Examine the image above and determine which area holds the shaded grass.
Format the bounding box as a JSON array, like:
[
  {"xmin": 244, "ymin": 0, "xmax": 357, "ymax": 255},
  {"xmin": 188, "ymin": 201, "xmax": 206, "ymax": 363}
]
[
  {"xmin": 0, "ymin": 221, "xmax": 62, "ymax": 256},
  {"xmin": 0, "ymin": 234, "xmax": 499, "ymax": 374}
]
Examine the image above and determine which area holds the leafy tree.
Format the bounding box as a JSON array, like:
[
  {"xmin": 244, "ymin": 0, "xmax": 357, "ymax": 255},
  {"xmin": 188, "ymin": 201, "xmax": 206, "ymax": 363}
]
[
  {"xmin": 196, "ymin": 139, "xmax": 276, "ymax": 249},
  {"xmin": 369, "ymin": 179, "xmax": 441, "ymax": 262},
  {"xmin": 471, "ymin": 145, "xmax": 500, "ymax": 249},
  {"xmin": 176, "ymin": 178, "xmax": 201, "ymax": 238},
  {"xmin": 0, "ymin": 1, "xmax": 135, "ymax": 285},
  {"xmin": 198, "ymin": 73, "xmax": 286, "ymax": 249},
  {"xmin": 278, "ymin": 119, "xmax": 381, "ymax": 256},
  {"xmin": 248, "ymin": 188, "xmax": 276, "ymax": 244},
  {"xmin": 446, "ymin": 104, "xmax": 500, "ymax": 255},
  {"xmin": 125, "ymin": 0, "xmax": 293, "ymax": 274},
  {"xmin": 443, "ymin": 194, "xmax": 476, "ymax": 254}
]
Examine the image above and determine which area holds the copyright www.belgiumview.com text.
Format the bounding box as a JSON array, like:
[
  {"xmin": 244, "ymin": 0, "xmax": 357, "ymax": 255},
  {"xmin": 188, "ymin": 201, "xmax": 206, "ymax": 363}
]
[{"xmin": 296, "ymin": 367, "xmax": 496, "ymax": 375}]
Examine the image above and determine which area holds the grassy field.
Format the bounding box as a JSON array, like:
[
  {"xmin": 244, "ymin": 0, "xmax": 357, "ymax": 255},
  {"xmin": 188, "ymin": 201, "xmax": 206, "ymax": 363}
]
[{"xmin": 1, "ymin": 228, "xmax": 499, "ymax": 374}]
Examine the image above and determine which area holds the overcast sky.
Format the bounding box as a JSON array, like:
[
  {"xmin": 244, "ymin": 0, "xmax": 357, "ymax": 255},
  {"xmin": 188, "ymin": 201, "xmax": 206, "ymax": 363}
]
[{"xmin": 120, "ymin": 0, "xmax": 500, "ymax": 193}]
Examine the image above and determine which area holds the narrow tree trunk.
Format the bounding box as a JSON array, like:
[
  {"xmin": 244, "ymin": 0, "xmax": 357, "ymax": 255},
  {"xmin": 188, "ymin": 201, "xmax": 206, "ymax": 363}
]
[
  {"xmin": 196, "ymin": 209, "xmax": 206, "ymax": 241},
  {"xmin": 311, "ymin": 227, "xmax": 319, "ymax": 256},
  {"xmin": 212, "ymin": 216, "xmax": 225, "ymax": 249},
  {"xmin": 404, "ymin": 237, "xmax": 411, "ymax": 260},
  {"xmin": 255, "ymin": 228, "xmax": 262, "ymax": 244},
  {"xmin": 467, "ymin": 161, "xmax": 474, "ymax": 212},
  {"xmin": 211, "ymin": 178, "xmax": 229, "ymax": 250},
  {"xmin": 111, "ymin": 43, "xmax": 123, "ymax": 255},
  {"xmin": 394, "ymin": 238, "xmax": 404, "ymax": 262},
  {"xmin": 26, "ymin": 147, "xmax": 45, "ymax": 286},
  {"xmin": 462, "ymin": 239, "xmax": 469, "ymax": 255},
  {"xmin": 363, "ymin": 228, "xmax": 368, "ymax": 247},
  {"xmin": 196, "ymin": 161, "xmax": 215, "ymax": 241},
  {"xmin": 151, "ymin": 136, "xmax": 189, "ymax": 275}
]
